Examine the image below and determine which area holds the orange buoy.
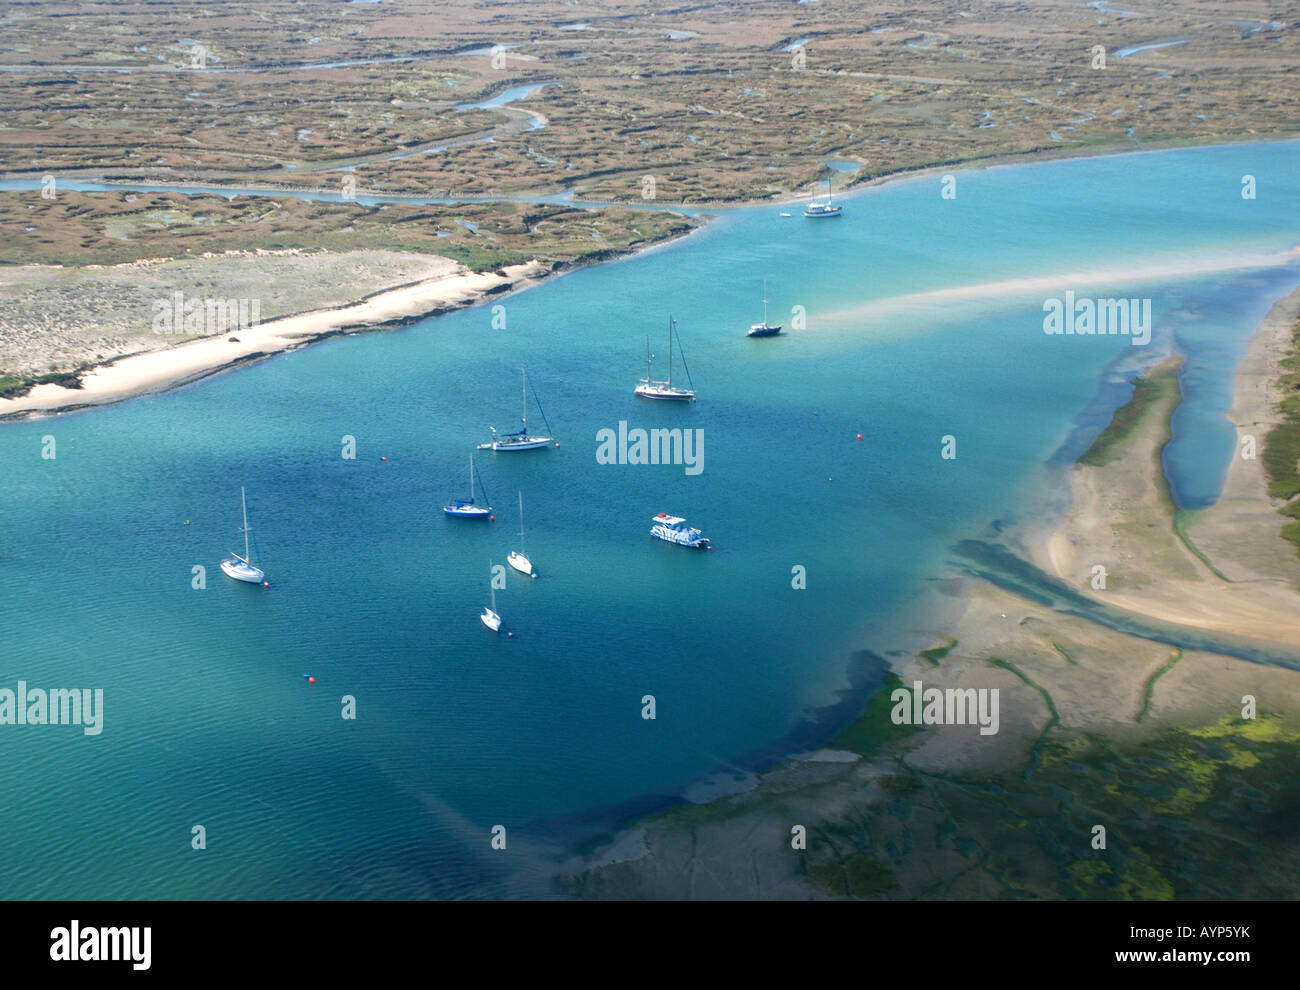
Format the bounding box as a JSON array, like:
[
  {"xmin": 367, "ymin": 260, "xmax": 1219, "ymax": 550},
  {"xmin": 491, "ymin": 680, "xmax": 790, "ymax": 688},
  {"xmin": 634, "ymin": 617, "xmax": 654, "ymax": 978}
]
[{"xmin": 308, "ymin": 676, "xmax": 315, "ymax": 684}]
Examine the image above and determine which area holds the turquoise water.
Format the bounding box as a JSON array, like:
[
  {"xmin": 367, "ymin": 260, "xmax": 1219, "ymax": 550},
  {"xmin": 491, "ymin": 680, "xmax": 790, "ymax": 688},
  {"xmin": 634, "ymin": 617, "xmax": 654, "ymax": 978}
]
[{"xmin": 1, "ymin": 141, "xmax": 1297, "ymax": 898}]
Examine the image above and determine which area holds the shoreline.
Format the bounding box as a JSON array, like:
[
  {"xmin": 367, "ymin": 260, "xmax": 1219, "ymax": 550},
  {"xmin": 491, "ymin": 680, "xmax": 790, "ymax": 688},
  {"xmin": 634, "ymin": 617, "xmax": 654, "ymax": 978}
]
[
  {"xmin": 560, "ymin": 284, "xmax": 1300, "ymax": 897},
  {"xmin": 0, "ymin": 259, "xmax": 549, "ymax": 421},
  {"xmin": 0, "ymin": 219, "xmax": 704, "ymax": 421},
  {"xmin": 4, "ymin": 136, "xmax": 1296, "ymax": 423},
  {"xmin": 5, "ymin": 131, "xmax": 1296, "ymax": 212},
  {"xmin": 1039, "ymin": 286, "xmax": 1300, "ymax": 643}
]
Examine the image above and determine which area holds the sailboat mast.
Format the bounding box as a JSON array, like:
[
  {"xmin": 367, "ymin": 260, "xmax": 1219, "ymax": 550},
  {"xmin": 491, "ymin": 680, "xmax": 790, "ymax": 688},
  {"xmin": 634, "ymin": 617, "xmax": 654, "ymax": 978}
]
[
  {"xmin": 762, "ymin": 279, "xmax": 768, "ymax": 325},
  {"xmin": 518, "ymin": 490, "xmax": 526, "ymax": 552},
  {"xmin": 240, "ymin": 487, "xmax": 251, "ymax": 562},
  {"xmin": 490, "ymin": 574, "xmax": 496, "ymax": 612},
  {"xmin": 521, "ymin": 366, "xmax": 528, "ymax": 430},
  {"xmin": 668, "ymin": 316, "xmax": 674, "ymax": 385}
]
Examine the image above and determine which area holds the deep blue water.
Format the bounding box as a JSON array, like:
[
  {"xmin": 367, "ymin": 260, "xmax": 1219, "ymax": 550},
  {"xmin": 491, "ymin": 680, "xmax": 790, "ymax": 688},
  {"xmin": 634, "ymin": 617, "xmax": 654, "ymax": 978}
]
[{"xmin": 0, "ymin": 140, "xmax": 1296, "ymax": 898}]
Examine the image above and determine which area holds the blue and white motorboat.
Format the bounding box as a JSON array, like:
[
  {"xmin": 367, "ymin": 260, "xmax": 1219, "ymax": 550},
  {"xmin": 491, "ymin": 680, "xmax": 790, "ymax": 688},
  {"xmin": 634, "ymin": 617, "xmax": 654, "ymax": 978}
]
[
  {"xmin": 650, "ymin": 513, "xmax": 712, "ymax": 549},
  {"xmin": 803, "ymin": 183, "xmax": 842, "ymax": 218}
]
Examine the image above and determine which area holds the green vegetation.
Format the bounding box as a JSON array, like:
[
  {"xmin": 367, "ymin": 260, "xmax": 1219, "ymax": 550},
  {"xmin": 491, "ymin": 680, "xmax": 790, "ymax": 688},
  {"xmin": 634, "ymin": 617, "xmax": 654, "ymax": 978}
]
[
  {"xmin": 829, "ymin": 673, "xmax": 924, "ymax": 757},
  {"xmin": 2, "ymin": 191, "xmax": 698, "ymax": 272},
  {"xmin": 920, "ymin": 638, "xmax": 957, "ymax": 666},
  {"xmin": 806, "ymin": 848, "xmax": 899, "ymax": 898},
  {"xmin": 571, "ymin": 661, "xmax": 1300, "ymax": 900},
  {"xmin": 1049, "ymin": 641, "xmax": 1077, "ymax": 666},
  {"xmin": 1172, "ymin": 508, "xmax": 1231, "ymax": 580},
  {"xmin": 794, "ymin": 716, "xmax": 1300, "ymax": 900},
  {"xmin": 901, "ymin": 718, "xmax": 1295, "ymax": 898},
  {"xmin": 1136, "ymin": 649, "xmax": 1183, "ymax": 723},
  {"xmin": 0, "ymin": 369, "xmax": 85, "ymax": 399},
  {"xmin": 3, "ymin": 2, "xmax": 1294, "ymax": 205},
  {"xmin": 988, "ymin": 658, "xmax": 1059, "ymax": 778},
  {"xmin": 1264, "ymin": 314, "xmax": 1300, "ymax": 555},
  {"xmin": 1078, "ymin": 374, "xmax": 1169, "ymax": 467}
]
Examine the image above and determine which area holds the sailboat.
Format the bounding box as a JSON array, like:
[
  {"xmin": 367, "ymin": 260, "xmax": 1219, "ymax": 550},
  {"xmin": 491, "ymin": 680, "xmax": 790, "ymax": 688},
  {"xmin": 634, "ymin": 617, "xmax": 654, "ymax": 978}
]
[
  {"xmin": 635, "ymin": 317, "xmax": 696, "ymax": 400},
  {"xmin": 747, "ymin": 279, "xmax": 782, "ymax": 337},
  {"xmin": 481, "ymin": 570, "xmax": 502, "ymax": 632},
  {"xmin": 444, "ymin": 453, "xmax": 492, "ymax": 518},
  {"xmin": 507, "ymin": 490, "xmax": 536, "ymax": 578},
  {"xmin": 480, "ymin": 366, "xmax": 554, "ymax": 451},
  {"xmin": 220, "ymin": 487, "xmax": 266, "ymax": 584},
  {"xmin": 804, "ymin": 181, "xmax": 843, "ymax": 218}
]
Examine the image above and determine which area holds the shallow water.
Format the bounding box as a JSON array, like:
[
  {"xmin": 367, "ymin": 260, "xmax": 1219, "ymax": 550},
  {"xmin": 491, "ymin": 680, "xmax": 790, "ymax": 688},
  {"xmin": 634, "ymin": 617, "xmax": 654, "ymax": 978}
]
[{"xmin": 0, "ymin": 140, "xmax": 1297, "ymax": 898}]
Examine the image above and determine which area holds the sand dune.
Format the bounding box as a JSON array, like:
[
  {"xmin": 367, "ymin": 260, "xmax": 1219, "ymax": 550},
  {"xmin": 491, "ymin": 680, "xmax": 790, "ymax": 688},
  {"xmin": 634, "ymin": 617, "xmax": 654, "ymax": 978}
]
[{"xmin": 0, "ymin": 260, "xmax": 547, "ymax": 420}]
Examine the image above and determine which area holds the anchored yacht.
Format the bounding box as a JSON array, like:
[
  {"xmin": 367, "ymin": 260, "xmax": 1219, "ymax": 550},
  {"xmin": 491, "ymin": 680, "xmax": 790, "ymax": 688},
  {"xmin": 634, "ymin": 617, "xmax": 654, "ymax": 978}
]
[
  {"xmin": 650, "ymin": 513, "xmax": 712, "ymax": 549},
  {"xmin": 220, "ymin": 487, "xmax": 266, "ymax": 584}
]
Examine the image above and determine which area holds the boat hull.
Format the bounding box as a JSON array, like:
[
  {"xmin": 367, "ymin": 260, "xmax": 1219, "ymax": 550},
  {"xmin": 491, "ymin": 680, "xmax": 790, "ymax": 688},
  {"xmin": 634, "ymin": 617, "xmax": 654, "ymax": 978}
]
[
  {"xmin": 221, "ymin": 558, "xmax": 265, "ymax": 583},
  {"xmin": 650, "ymin": 524, "xmax": 711, "ymax": 549},
  {"xmin": 747, "ymin": 324, "xmax": 782, "ymax": 337},
  {"xmin": 507, "ymin": 551, "xmax": 535, "ymax": 578},
  {"xmin": 481, "ymin": 608, "xmax": 502, "ymax": 632},
  {"xmin": 635, "ymin": 385, "xmax": 695, "ymax": 401},
  {"xmin": 804, "ymin": 208, "xmax": 843, "ymax": 218},
  {"xmin": 481, "ymin": 436, "xmax": 553, "ymax": 451},
  {"xmin": 444, "ymin": 502, "xmax": 491, "ymax": 518}
]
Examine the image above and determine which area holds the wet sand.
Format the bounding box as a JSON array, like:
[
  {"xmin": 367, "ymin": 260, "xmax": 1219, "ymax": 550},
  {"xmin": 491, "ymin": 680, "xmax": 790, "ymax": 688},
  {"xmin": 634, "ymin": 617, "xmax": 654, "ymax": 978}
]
[{"xmin": 562, "ymin": 286, "xmax": 1300, "ymax": 899}]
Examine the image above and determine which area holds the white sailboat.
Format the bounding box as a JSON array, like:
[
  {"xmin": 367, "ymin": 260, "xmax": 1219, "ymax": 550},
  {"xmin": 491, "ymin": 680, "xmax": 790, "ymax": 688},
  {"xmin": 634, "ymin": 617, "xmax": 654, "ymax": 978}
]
[
  {"xmin": 481, "ymin": 571, "xmax": 502, "ymax": 632},
  {"xmin": 804, "ymin": 181, "xmax": 843, "ymax": 218},
  {"xmin": 480, "ymin": 366, "xmax": 555, "ymax": 451},
  {"xmin": 507, "ymin": 490, "xmax": 536, "ymax": 578},
  {"xmin": 635, "ymin": 317, "xmax": 696, "ymax": 400},
  {"xmin": 221, "ymin": 487, "xmax": 266, "ymax": 584}
]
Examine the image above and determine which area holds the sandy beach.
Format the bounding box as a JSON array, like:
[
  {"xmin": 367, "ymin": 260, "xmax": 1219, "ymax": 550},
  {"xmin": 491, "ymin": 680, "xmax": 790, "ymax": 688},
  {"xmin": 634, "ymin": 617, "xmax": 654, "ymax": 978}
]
[
  {"xmin": 564, "ymin": 284, "xmax": 1300, "ymax": 900},
  {"xmin": 0, "ymin": 258, "xmax": 548, "ymax": 420},
  {"xmin": 1039, "ymin": 288, "xmax": 1300, "ymax": 644}
]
